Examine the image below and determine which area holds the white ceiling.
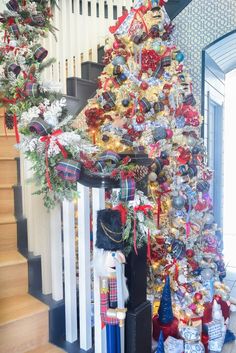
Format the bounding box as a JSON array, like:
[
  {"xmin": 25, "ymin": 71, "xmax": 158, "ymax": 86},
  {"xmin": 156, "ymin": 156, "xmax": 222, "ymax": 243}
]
[{"xmin": 206, "ymin": 31, "xmax": 236, "ymax": 74}]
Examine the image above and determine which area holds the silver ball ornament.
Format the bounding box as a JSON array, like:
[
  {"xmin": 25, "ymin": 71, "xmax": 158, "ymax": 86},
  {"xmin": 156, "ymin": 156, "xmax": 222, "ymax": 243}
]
[{"xmin": 201, "ymin": 268, "xmax": 214, "ymax": 281}]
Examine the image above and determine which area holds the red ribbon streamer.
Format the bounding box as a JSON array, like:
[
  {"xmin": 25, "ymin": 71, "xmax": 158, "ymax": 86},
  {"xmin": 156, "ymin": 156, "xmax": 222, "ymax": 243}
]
[
  {"xmin": 40, "ymin": 130, "xmax": 68, "ymax": 189},
  {"xmin": 165, "ymin": 259, "xmax": 178, "ymax": 282},
  {"xmin": 156, "ymin": 189, "xmax": 171, "ymax": 228},
  {"xmin": 13, "ymin": 114, "xmax": 20, "ymax": 143},
  {"xmin": 113, "ymin": 204, "xmax": 127, "ymax": 225},
  {"xmin": 133, "ymin": 205, "xmax": 152, "ymax": 256},
  {"xmin": 129, "ymin": 7, "xmax": 148, "ymax": 35},
  {"xmin": 147, "ymin": 229, "xmax": 151, "ymax": 261}
]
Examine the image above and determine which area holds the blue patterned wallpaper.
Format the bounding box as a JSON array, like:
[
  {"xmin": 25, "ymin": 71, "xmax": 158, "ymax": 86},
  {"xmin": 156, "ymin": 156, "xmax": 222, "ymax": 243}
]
[{"xmin": 173, "ymin": 0, "xmax": 236, "ymax": 108}]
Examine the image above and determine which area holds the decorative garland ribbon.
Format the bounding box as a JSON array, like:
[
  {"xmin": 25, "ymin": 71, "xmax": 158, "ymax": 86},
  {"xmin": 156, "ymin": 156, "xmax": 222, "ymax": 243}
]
[
  {"xmin": 40, "ymin": 130, "xmax": 68, "ymax": 189},
  {"xmin": 165, "ymin": 258, "xmax": 178, "ymax": 282},
  {"xmin": 129, "ymin": 7, "xmax": 148, "ymax": 35},
  {"xmin": 13, "ymin": 114, "xmax": 20, "ymax": 143},
  {"xmin": 133, "ymin": 204, "xmax": 152, "ymax": 257},
  {"xmin": 156, "ymin": 189, "xmax": 171, "ymax": 228}
]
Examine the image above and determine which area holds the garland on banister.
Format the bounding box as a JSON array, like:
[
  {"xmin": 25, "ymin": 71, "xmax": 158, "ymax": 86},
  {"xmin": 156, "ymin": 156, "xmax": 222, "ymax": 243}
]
[{"xmin": 0, "ymin": 0, "xmax": 98, "ymax": 208}]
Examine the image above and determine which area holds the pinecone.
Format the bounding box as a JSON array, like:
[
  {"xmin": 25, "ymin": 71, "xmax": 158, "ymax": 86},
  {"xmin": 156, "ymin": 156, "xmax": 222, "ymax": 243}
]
[
  {"xmin": 133, "ymin": 165, "xmax": 149, "ymax": 182},
  {"xmin": 5, "ymin": 113, "xmax": 14, "ymax": 130}
]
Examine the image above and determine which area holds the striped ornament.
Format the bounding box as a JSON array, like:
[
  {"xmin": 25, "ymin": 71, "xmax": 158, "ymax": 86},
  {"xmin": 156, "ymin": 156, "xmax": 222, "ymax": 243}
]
[
  {"xmin": 120, "ymin": 178, "xmax": 136, "ymax": 201},
  {"xmin": 28, "ymin": 117, "xmax": 52, "ymax": 136},
  {"xmin": 139, "ymin": 97, "xmax": 151, "ymax": 113},
  {"xmin": 153, "ymin": 101, "xmax": 164, "ymax": 113},
  {"xmin": 152, "ymin": 61, "xmax": 164, "ymax": 79},
  {"xmin": 55, "ymin": 159, "xmax": 81, "ymax": 182}
]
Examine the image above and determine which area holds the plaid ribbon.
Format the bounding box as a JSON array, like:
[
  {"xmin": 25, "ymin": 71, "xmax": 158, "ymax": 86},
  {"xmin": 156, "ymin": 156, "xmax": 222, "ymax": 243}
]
[
  {"xmin": 139, "ymin": 97, "xmax": 151, "ymax": 113},
  {"xmin": 149, "ymin": 24, "xmax": 159, "ymax": 37},
  {"xmin": 183, "ymin": 93, "xmax": 196, "ymax": 106},
  {"xmin": 8, "ymin": 63, "xmax": 21, "ymax": 77},
  {"xmin": 100, "ymin": 278, "xmax": 119, "ymax": 325},
  {"xmin": 9, "ymin": 24, "xmax": 20, "ymax": 39},
  {"xmin": 55, "ymin": 159, "xmax": 81, "ymax": 182},
  {"xmin": 31, "ymin": 15, "xmax": 46, "ymax": 27},
  {"xmin": 99, "ymin": 150, "xmax": 121, "ymax": 164},
  {"xmin": 34, "ymin": 47, "xmax": 48, "ymax": 62},
  {"xmin": 24, "ymin": 82, "xmax": 39, "ymax": 97},
  {"xmin": 29, "ymin": 117, "xmax": 51, "ymax": 136},
  {"xmin": 120, "ymin": 178, "xmax": 136, "ymax": 202},
  {"xmin": 152, "ymin": 56, "xmax": 171, "ymax": 78},
  {"xmin": 6, "ymin": 0, "xmax": 19, "ymax": 12}
]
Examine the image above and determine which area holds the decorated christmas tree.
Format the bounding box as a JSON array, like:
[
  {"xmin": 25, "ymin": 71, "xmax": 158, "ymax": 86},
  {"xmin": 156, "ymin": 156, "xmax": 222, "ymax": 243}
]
[
  {"xmin": 77, "ymin": 0, "xmax": 228, "ymax": 322},
  {"xmin": 76, "ymin": 0, "xmax": 231, "ymax": 345}
]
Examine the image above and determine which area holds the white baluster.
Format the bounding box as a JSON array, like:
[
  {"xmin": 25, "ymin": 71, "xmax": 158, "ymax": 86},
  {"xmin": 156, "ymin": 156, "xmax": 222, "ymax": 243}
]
[
  {"xmin": 50, "ymin": 203, "xmax": 63, "ymax": 301},
  {"xmin": 92, "ymin": 188, "xmax": 107, "ymax": 353},
  {"xmin": 63, "ymin": 199, "xmax": 78, "ymax": 343},
  {"xmin": 40, "ymin": 201, "xmax": 52, "ymax": 295},
  {"xmin": 77, "ymin": 184, "xmax": 92, "ymax": 350}
]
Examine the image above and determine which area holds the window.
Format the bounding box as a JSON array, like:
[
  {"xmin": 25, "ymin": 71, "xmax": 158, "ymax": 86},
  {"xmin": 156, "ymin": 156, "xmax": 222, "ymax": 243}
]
[
  {"xmin": 96, "ymin": 2, "xmax": 99, "ymax": 17},
  {"xmin": 88, "ymin": 1, "xmax": 91, "ymax": 16},
  {"xmin": 72, "ymin": 0, "xmax": 74, "ymax": 13},
  {"xmin": 79, "ymin": 0, "xmax": 83, "ymax": 15},
  {"xmin": 113, "ymin": 5, "xmax": 117, "ymax": 20},
  {"xmin": 89, "ymin": 49, "xmax": 92, "ymax": 61},
  {"xmin": 104, "ymin": 2, "xmax": 108, "ymax": 18}
]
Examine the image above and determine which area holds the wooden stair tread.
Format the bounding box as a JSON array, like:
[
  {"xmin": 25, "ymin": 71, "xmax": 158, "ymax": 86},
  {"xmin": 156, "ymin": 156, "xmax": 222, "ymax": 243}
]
[
  {"xmin": 0, "ymin": 294, "xmax": 48, "ymax": 326},
  {"xmin": 0, "ymin": 157, "xmax": 16, "ymax": 161},
  {"xmin": 0, "ymin": 215, "xmax": 16, "ymax": 224},
  {"xmin": 0, "ymin": 184, "xmax": 14, "ymax": 189},
  {"xmin": 26, "ymin": 343, "xmax": 65, "ymax": 353},
  {"xmin": 0, "ymin": 250, "xmax": 26, "ymax": 267}
]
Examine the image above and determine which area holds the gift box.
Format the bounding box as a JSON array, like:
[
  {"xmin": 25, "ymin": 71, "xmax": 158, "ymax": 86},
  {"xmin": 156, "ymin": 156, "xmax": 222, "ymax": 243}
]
[
  {"xmin": 179, "ymin": 324, "xmax": 200, "ymax": 342},
  {"xmin": 96, "ymin": 209, "xmax": 123, "ymax": 251},
  {"xmin": 203, "ymin": 321, "xmax": 222, "ymax": 340},
  {"xmin": 164, "ymin": 336, "xmax": 184, "ymax": 353},
  {"xmin": 208, "ymin": 337, "xmax": 224, "ymax": 352},
  {"xmin": 184, "ymin": 341, "xmax": 204, "ymax": 353}
]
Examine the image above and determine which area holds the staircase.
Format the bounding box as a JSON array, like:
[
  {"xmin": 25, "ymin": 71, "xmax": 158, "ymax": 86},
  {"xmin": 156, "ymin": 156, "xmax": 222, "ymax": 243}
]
[{"xmin": 0, "ymin": 109, "xmax": 63, "ymax": 353}]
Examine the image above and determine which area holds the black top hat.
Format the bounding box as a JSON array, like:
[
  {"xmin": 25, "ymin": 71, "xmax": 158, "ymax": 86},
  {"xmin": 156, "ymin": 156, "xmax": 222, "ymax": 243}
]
[{"xmin": 96, "ymin": 209, "xmax": 124, "ymax": 251}]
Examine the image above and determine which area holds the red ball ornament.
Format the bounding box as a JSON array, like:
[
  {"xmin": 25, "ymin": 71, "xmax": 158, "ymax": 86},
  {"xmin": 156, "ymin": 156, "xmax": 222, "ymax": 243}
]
[
  {"xmin": 140, "ymin": 81, "xmax": 149, "ymax": 90},
  {"xmin": 113, "ymin": 41, "xmax": 121, "ymax": 50},
  {"xmin": 136, "ymin": 115, "xmax": 145, "ymax": 124},
  {"xmin": 166, "ymin": 128, "xmax": 173, "ymax": 139},
  {"xmin": 194, "ymin": 292, "xmax": 203, "ymax": 301},
  {"xmin": 186, "ymin": 249, "xmax": 194, "ymax": 258}
]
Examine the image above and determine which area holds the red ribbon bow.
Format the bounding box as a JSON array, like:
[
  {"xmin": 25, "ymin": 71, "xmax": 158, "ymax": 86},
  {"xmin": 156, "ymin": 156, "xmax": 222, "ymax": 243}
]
[
  {"xmin": 40, "ymin": 130, "xmax": 68, "ymax": 189},
  {"xmin": 113, "ymin": 204, "xmax": 128, "ymax": 225},
  {"xmin": 133, "ymin": 204, "xmax": 152, "ymax": 258}
]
